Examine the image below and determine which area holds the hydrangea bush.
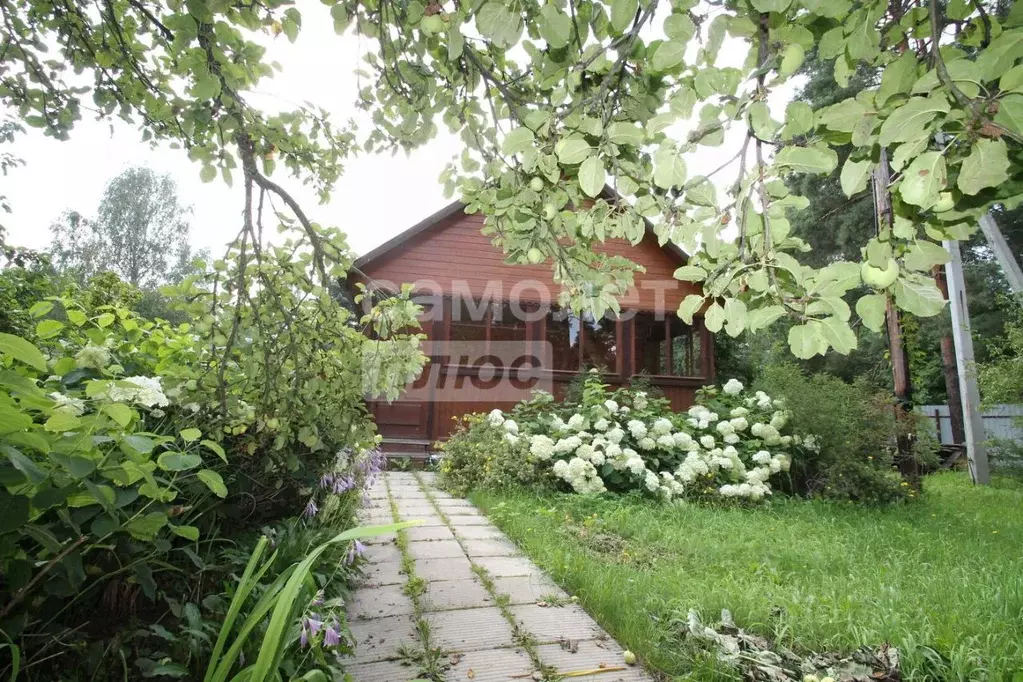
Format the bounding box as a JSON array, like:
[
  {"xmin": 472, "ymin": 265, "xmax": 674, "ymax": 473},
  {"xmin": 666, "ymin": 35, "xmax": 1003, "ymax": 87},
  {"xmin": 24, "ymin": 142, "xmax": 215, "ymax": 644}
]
[{"xmin": 443, "ymin": 372, "xmax": 821, "ymax": 502}]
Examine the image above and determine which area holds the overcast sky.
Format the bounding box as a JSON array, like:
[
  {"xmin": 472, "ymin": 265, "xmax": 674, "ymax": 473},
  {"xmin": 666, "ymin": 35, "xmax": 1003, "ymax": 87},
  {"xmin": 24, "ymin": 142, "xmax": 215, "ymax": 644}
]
[{"xmin": 2, "ymin": 4, "xmax": 790, "ymax": 260}]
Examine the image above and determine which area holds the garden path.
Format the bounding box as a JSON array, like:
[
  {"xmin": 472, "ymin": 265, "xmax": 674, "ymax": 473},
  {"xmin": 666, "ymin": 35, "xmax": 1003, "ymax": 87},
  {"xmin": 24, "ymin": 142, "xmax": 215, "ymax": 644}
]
[{"xmin": 346, "ymin": 471, "xmax": 650, "ymax": 682}]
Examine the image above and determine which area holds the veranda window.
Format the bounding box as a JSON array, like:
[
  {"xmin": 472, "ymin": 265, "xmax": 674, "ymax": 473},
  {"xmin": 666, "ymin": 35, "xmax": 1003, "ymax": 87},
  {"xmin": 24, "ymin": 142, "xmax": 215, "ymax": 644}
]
[
  {"xmin": 634, "ymin": 312, "xmax": 702, "ymax": 377},
  {"xmin": 545, "ymin": 307, "xmax": 618, "ymax": 374}
]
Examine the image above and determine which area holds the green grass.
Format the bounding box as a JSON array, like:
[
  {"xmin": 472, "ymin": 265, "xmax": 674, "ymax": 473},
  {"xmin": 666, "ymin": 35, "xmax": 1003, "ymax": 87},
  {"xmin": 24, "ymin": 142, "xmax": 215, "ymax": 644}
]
[{"xmin": 470, "ymin": 473, "xmax": 1023, "ymax": 681}]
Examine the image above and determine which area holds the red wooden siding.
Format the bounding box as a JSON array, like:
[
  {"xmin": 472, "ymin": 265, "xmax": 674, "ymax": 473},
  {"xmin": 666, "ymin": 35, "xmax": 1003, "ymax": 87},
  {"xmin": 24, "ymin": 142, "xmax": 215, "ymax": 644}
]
[{"xmin": 357, "ymin": 210, "xmax": 700, "ymax": 313}]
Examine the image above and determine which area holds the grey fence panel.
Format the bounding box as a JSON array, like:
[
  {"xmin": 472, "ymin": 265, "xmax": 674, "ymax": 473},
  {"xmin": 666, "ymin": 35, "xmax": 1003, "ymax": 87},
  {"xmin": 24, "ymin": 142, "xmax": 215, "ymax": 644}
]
[{"xmin": 917, "ymin": 404, "xmax": 1023, "ymax": 444}]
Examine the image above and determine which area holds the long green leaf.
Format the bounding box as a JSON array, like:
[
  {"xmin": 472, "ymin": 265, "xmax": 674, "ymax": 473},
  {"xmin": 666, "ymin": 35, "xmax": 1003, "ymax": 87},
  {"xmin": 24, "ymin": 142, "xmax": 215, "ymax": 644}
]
[{"xmin": 204, "ymin": 537, "xmax": 272, "ymax": 682}]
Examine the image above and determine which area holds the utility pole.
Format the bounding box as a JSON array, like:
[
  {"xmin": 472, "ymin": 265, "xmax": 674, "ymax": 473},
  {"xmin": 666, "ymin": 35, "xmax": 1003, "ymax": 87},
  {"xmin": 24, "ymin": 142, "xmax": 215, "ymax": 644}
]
[
  {"xmin": 932, "ymin": 266, "xmax": 966, "ymax": 446},
  {"xmin": 978, "ymin": 213, "xmax": 1023, "ymax": 295},
  {"xmin": 943, "ymin": 239, "xmax": 990, "ymax": 485}
]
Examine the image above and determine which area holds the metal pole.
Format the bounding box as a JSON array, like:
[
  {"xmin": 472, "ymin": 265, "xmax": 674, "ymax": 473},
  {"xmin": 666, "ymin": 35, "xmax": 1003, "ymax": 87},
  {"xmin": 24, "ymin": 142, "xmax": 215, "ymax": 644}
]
[
  {"xmin": 942, "ymin": 239, "xmax": 991, "ymax": 484},
  {"xmin": 978, "ymin": 213, "xmax": 1023, "ymax": 295}
]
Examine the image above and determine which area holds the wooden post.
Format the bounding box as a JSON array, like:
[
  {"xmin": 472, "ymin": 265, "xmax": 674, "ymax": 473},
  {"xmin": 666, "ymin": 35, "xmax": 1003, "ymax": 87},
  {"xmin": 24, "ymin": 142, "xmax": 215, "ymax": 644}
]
[
  {"xmin": 978, "ymin": 213, "xmax": 1023, "ymax": 295},
  {"xmin": 932, "ymin": 266, "xmax": 966, "ymax": 446},
  {"xmin": 942, "ymin": 239, "xmax": 990, "ymax": 484},
  {"xmin": 873, "ymin": 150, "xmax": 918, "ymax": 484}
]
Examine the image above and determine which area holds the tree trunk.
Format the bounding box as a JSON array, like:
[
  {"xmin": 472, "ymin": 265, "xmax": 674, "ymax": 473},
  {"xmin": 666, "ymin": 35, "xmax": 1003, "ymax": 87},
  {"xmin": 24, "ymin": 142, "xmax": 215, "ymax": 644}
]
[
  {"xmin": 932, "ymin": 266, "xmax": 966, "ymax": 446},
  {"xmin": 874, "ymin": 149, "xmax": 919, "ymax": 486}
]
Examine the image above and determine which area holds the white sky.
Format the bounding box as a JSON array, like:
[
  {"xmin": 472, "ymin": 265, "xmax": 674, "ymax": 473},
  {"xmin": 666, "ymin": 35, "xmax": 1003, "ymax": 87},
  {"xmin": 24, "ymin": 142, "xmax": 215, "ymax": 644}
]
[{"xmin": 1, "ymin": 4, "xmax": 791, "ymax": 260}]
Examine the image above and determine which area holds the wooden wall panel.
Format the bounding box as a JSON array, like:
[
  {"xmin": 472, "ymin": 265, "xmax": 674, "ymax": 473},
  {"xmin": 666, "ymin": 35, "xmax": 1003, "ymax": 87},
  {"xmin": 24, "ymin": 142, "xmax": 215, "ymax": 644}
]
[{"xmin": 357, "ymin": 210, "xmax": 700, "ymax": 313}]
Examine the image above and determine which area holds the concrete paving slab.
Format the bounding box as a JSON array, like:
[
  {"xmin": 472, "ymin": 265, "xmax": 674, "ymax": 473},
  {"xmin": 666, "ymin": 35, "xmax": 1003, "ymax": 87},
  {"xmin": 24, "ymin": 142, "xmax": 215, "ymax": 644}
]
[
  {"xmin": 452, "ymin": 525, "xmax": 505, "ymax": 540},
  {"xmin": 491, "ymin": 575, "xmax": 568, "ymax": 605},
  {"xmin": 357, "ymin": 510, "xmax": 395, "ymax": 525},
  {"xmin": 432, "ymin": 499, "xmax": 476, "ymax": 509},
  {"xmin": 394, "ymin": 504, "xmax": 438, "ymax": 517},
  {"xmin": 428, "ymin": 606, "xmax": 516, "ymax": 652},
  {"xmin": 535, "ymin": 640, "xmax": 650, "ymax": 681},
  {"xmin": 347, "ymin": 583, "xmax": 416, "ymax": 620},
  {"xmin": 439, "ymin": 507, "xmax": 484, "ymax": 517},
  {"xmin": 361, "ymin": 543, "xmax": 402, "ymax": 565},
  {"xmin": 448, "ymin": 515, "xmax": 497, "ymax": 526},
  {"xmin": 408, "ymin": 539, "xmax": 465, "ymax": 561},
  {"xmin": 471, "ymin": 555, "xmax": 536, "ymax": 577},
  {"xmin": 405, "ymin": 525, "xmax": 456, "ymax": 542},
  {"xmin": 510, "ymin": 604, "xmax": 605, "ymax": 644},
  {"xmin": 421, "ymin": 578, "xmax": 494, "ymax": 612},
  {"xmin": 357, "ymin": 560, "xmax": 406, "ymax": 587},
  {"xmin": 399, "ymin": 512, "xmax": 446, "ymax": 526},
  {"xmin": 445, "ymin": 647, "xmax": 535, "ymax": 682},
  {"xmin": 346, "ymin": 659, "xmax": 423, "ymax": 682},
  {"xmin": 415, "ymin": 556, "xmax": 476, "ymax": 583},
  {"xmin": 461, "ymin": 538, "xmax": 521, "ymax": 558},
  {"xmin": 349, "ymin": 614, "xmax": 418, "ymax": 663}
]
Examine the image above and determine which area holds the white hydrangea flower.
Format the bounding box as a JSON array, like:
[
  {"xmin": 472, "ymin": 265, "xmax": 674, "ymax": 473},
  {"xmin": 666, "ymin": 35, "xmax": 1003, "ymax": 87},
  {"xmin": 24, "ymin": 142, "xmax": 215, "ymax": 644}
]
[
  {"xmin": 627, "ymin": 419, "xmax": 647, "ymax": 439},
  {"xmin": 504, "ymin": 433, "xmax": 520, "ymax": 445},
  {"xmin": 604, "ymin": 399, "xmax": 620, "ymax": 414},
  {"xmin": 606, "ymin": 426, "xmax": 624, "ymax": 444},
  {"xmin": 50, "ymin": 392, "xmax": 86, "ymax": 416},
  {"xmin": 802, "ymin": 434, "xmax": 820, "ymax": 452},
  {"xmin": 554, "ymin": 436, "xmax": 582, "ymax": 454},
  {"xmin": 605, "ymin": 443, "xmax": 622, "ymax": 459},
  {"xmin": 104, "ymin": 376, "xmax": 169, "ymax": 407},
  {"xmin": 730, "ymin": 406, "xmax": 749, "ymax": 418},
  {"xmin": 652, "ymin": 418, "xmax": 673, "ymax": 435},
  {"xmin": 503, "ymin": 419, "xmax": 519, "ymax": 434},
  {"xmin": 567, "ymin": 413, "xmax": 587, "ymax": 431},
  {"xmin": 699, "ymin": 435, "xmax": 716, "ymax": 449},
  {"xmin": 729, "ymin": 417, "xmax": 749, "ymax": 432},
  {"xmin": 638, "ymin": 436, "xmax": 656, "ymax": 450},
  {"xmin": 529, "ymin": 435, "xmax": 555, "ymax": 461},
  {"xmin": 633, "ymin": 392, "xmax": 648, "ymax": 410},
  {"xmin": 553, "ymin": 459, "xmax": 570, "ymax": 477},
  {"xmin": 751, "ymin": 422, "xmax": 765, "ymax": 437},
  {"xmin": 576, "ymin": 443, "xmax": 596, "ymax": 461},
  {"xmin": 487, "ymin": 409, "xmax": 505, "ymax": 426},
  {"xmin": 550, "ymin": 415, "xmax": 568, "ymax": 433},
  {"xmin": 626, "ymin": 454, "xmax": 646, "ymax": 475},
  {"xmin": 644, "ymin": 471, "xmax": 660, "ymax": 492},
  {"xmin": 75, "ymin": 344, "xmax": 111, "ymax": 370},
  {"xmin": 752, "ymin": 450, "xmax": 772, "ymax": 465},
  {"xmin": 716, "ymin": 420, "xmax": 735, "ymax": 436},
  {"xmin": 780, "ymin": 435, "xmax": 793, "ymax": 446},
  {"xmin": 770, "ymin": 411, "xmax": 789, "ymax": 430},
  {"xmin": 672, "ymin": 432, "xmax": 693, "ymax": 448},
  {"xmin": 593, "ymin": 417, "xmax": 610, "ymax": 432},
  {"xmin": 723, "ymin": 433, "xmax": 740, "ymax": 444},
  {"xmin": 590, "ymin": 449, "xmax": 606, "ymax": 466},
  {"xmin": 619, "ymin": 405, "xmax": 631, "ymax": 415},
  {"xmin": 656, "ymin": 434, "xmax": 675, "ymax": 450},
  {"xmin": 723, "ymin": 378, "xmax": 744, "ymax": 395}
]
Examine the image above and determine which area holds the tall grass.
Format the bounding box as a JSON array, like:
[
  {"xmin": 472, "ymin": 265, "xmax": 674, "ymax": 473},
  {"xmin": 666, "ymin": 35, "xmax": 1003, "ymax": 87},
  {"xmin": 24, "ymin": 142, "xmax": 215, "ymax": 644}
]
[{"xmin": 472, "ymin": 473, "xmax": 1023, "ymax": 681}]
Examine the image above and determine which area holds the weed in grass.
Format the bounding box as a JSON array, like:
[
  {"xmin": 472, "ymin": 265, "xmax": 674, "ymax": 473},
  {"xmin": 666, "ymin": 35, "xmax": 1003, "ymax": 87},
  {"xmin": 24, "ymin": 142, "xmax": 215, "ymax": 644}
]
[{"xmin": 472, "ymin": 472, "xmax": 1023, "ymax": 682}]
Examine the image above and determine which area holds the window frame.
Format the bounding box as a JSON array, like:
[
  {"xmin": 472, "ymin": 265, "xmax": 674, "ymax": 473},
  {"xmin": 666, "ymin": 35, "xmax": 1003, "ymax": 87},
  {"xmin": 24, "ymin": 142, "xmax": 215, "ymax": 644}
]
[
  {"xmin": 540, "ymin": 305, "xmax": 622, "ymax": 376},
  {"xmin": 630, "ymin": 311, "xmax": 706, "ymax": 380}
]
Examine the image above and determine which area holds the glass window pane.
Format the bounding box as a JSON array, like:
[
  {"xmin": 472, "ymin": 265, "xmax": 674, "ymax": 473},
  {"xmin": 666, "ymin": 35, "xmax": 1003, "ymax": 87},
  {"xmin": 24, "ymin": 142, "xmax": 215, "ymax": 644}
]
[
  {"xmin": 582, "ymin": 312, "xmax": 617, "ymax": 372},
  {"xmin": 547, "ymin": 307, "xmax": 580, "ymax": 371},
  {"xmin": 634, "ymin": 312, "xmax": 665, "ymax": 375},
  {"xmin": 489, "ymin": 302, "xmax": 527, "ymax": 344},
  {"xmin": 668, "ymin": 316, "xmax": 696, "ymax": 376},
  {"xmin": 449, "ymin": 297, "xmax": 487, "ymax": 343}
]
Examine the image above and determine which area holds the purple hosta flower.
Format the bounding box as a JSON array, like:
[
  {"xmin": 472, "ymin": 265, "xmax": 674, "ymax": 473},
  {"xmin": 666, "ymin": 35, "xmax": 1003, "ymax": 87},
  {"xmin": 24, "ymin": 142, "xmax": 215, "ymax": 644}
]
[
  {"xmin": 303, "ymin": 499, "xmax": 319, "ymax": 519},
  {"xmin": 300, "ymin": 621, "xmax": 309, "ymax": 648},
  {"xmin": 323, "ymin": 620, "xmax": 341, "ymax": 647},
  {"xmin": 346, "ymin": 540, "xmax": 366, "ymax": 565},
  {"xmin": 333, "ymin": 474, "xmax": 355, "ymax": 495},
  {"xmin": 320, "ymin": 473, "xmax": 336, "ymax": 490},
  {"xmin": 311, "ymin": 590, "xmax": 325, "ymax": 607},
  {"xmin": 306, "ymin": 615, "xmax": 323, "ymax": 637}
]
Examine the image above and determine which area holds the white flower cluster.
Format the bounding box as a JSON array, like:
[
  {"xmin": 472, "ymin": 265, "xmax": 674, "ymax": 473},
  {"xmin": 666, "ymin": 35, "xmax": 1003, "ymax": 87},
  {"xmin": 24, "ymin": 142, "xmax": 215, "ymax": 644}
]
[
  {"xmin": 104, "ymin": 376, "xmax": 170, "ymax": 408},
  {"xmin": 50, "ymin": 392, "xmax": 86, "ymax": 416},
  {"xmin": 481, "ymin": 378, "xmax": 816, "ymax": 502}
]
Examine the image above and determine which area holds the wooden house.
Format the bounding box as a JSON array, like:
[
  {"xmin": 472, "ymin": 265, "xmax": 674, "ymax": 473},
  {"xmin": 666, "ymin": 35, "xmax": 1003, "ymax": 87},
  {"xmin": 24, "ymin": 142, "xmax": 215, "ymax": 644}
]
[{"xmin": 351, "ymin": 188, "xmax": 714, "ymax": 457}]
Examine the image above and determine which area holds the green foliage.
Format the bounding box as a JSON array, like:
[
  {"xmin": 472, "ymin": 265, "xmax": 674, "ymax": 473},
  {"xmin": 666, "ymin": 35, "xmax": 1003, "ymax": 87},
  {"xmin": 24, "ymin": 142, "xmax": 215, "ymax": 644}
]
[
  {"xmin": 978, "ymin": 297, "xmax": 1023, "ymax": 405},
  {"xmin": 437, "ymin": 414, "xmax": 554, "ymax": 496},
  {"xmin": 755, "ymin": 363, "xmax": 937, "ymax": 503},
  {"xmin": 473, "ymin": 472, "xmax": 1023, "ymax": 681}
]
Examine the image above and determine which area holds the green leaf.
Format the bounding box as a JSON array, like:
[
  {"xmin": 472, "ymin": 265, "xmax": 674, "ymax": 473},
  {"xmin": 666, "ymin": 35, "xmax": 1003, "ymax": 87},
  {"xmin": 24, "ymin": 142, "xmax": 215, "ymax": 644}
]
[
  {"xmin": 197, "ymin": 469, "xmax": 227, "ymax": 498},
  {"xmin": 677, "ymin": 295, "xmax": 704, "ymax": 324},
  {"xmin": 704, "ymin": 302, "xmax": 725, "ymax": 333},
  {"xmin": 820, "ymin": 317, "xmax": 857, "ymax": 355},
  {"xmin": 607, "ymin": 122, "xmax": 644, "ymax": 146},
  {"xmin": 538, "ymin": 3, "xmax": 571, "ymax": 48},
  {"xmin": 779, "ymin": 43, "xmax": 805, "ymax": 76},
  {"xmin": 774, "ymin": 146, "xmax": 838, "ymax": 175},
  {"xmin": 200, "ymin": 165, "xmax": 217, "ymax": 183},
  {"xmin": 2, "ymin": 445, "xmax": 46, "ymax": 485},
  {"xmin": 840, "ymin": 158, "xmax": 873, "ymax": 198},
  {"xmin": 502, "ymin": 127, "xmax": 534, "ymax": 156},
  {"xmin": 29, "ymin": 301, "xmax": 53, "ymax": 318},
  {"xmin": 103, "ymin": 403, "xmax": 134, "ymax": 428},
  {"xmin": 877, "ymin": 52, "xmax": 918, "ymax": 107},
  {"xmin": 578, "ymin": 157, "xmax": 605, "ymax": 198},
  {"xmin": 157, "ymin": 451, "xmax": 203, "ymax": 472},
  {"xmin": 892, "ymin": 276, "xmax": 947, "ymax": 317},
  {"xmin": 555, "ymin": 137, "xmax": 591, "ymax": 165},
  {"xmin": 723, "ymin": 298, "xmax": 747, "ymax": 338},
  {"xmin": 171, "ymin": 525, "xmax": 200, "ymax": 542},
  {"xmin": 748, "ymin": 305, "xmax": 786, "ymax": 332},
  {"xmin": 878, "ymin": 96, "xmax": 950, "ymax": 146},
  {"xmin": 44, "ymin": 411, "xmax": 83, "ymax": 432},
  {"xmin": 192, "ymin": 75, "xmax": 221, "ymax": 101},
  {"xmin": 475, "ymin": 2, "xmax": 522, "ymax": 48},
  {"xmin": 800, "ymin": 0, "xmax": 851, "ymax": 18},
  {"xmin": 752, "ymin": 0, "xmax": 791, "ymax": 10},
  {"xmin": 818, "ymin": 98, "xmax": 867, "ymax": 133},
  {"xmin": 673, "ymin": 265, "xmax": 706, "ymax": 282},
  {"xmin": 783, "ymin": 101, "xmax": 814, "ymax": 138},
  {"xmin": 788, "ymin": 322, "xmax": 827, "ymax": 359},
  {"xmin": 994, "ymin": 94, "xmax": 1023, "ymax": 138},
  {"xmin": 609, "ymin": 0, "xmax": 638, "ymax": 34},
  {"xmin": 958, "ymin": 139, "xmax": 1009, "ymax": 196},
  {"xmin": 898, "ymin": 151, "xmax": 947, "ymax": 209},
  {"xmin": 179, "ymin": 428, "xmax": 202, "ymax": 443},
  {"xmin": 664, "ymin": 14, "xmax": 695, "ymax": 42},
  {"xmin": 202, "ymin": 439, "xmax": 228, "ymax": 463},
  {"xmin": 96, "ymin": 313, "xmax": 115, "ymax": 328},
  {"xmin": 0, "ymin": 402, "xmax": 32, "ymax": 435},
  {"xmin": 51, "ymin": 453, "xmax": 97, "ymax": 478},
  {"xmin": 127, "ymin": 512, "xmax": 168, "ymax": 541},
  {"xmin": 651, "ymin": 40, "xmax": 686, "ymax": 72},
  {"xmin": 0, "ymin": 488, "xmax": 30, "ymax": 533},
  {"xmin": 0, "ymin": 333, "xmax": 48, "ymax": 372},
  {"xmin": 1001, "ymin": 64, "xmax": 1023, "ymax": 93},
  {"xmin": 66, "ymin": 310, "xmax": 87, "ymax": 327},
  {"xmin": 34, "ymin": 319, "xmax": 64, "ymax": 339},
  {"xmin": 903, "ymin": 240, "xmax": 950, "ymax": 271},
  {"xmin": 653, "ymin": 147, "xmax": 687, "ymax": 189}
]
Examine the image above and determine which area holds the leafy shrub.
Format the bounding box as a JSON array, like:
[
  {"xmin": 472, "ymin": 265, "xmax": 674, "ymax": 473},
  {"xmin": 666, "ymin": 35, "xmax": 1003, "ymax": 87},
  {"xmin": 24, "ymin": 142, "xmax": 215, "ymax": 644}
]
[
  {"xmin": 441, "ymin": 371, "xmax": 814, "ymax": 502},
  {"xmin": 755, "ymin": 363, "xmax": 930, "ymax": 503},
  {"xmin": 438, "ymin": 414, "xmax": 554, "ymax": 496}
]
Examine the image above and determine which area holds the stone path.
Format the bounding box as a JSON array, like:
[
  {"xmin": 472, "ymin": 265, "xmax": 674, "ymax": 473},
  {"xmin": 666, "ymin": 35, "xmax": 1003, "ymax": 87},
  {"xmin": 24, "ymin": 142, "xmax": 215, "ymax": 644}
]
[{"xmin": 347, "ymin": 471, "xmax": 651, "ymax": 682}]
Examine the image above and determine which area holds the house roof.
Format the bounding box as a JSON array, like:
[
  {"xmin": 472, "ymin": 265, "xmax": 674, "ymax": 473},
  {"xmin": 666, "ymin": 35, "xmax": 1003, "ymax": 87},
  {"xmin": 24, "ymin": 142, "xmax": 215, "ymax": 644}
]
[{"xmin": 353, "ymin": 185, "xmax": 688, "ymax": 270}]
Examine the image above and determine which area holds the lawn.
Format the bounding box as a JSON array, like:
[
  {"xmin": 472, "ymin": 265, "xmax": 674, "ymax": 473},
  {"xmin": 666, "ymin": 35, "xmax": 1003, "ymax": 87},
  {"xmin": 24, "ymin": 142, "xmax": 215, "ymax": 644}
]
[{"xmin": 470, "ymin": 473, "xmax": 1023, "ymax": 681}]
